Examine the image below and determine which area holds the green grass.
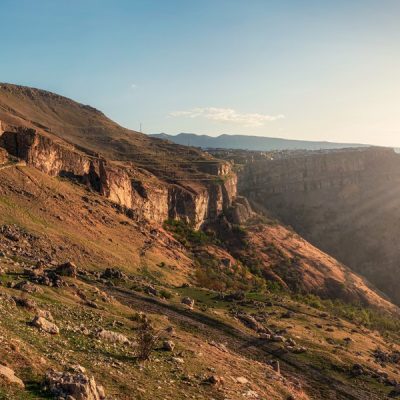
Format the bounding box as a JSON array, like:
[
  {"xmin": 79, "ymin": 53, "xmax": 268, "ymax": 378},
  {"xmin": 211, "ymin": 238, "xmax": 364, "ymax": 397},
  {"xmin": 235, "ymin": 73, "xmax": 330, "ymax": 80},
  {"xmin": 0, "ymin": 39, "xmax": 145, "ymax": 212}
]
[
  {"xmin": 163, "ymin": 219, "xmax": 215, "ymax": 247},
  {"xmin": 292, "ymin": 293, "xmax": 400, "ymax": 338}
]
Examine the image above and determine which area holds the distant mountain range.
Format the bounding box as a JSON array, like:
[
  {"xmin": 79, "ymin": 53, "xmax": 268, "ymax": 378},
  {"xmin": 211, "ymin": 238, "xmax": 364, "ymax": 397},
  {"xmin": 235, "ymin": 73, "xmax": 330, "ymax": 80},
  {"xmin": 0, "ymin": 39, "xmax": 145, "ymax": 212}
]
[{"xmin": 150, "ymin": 133, "xmax": 369, "ymax": 151}]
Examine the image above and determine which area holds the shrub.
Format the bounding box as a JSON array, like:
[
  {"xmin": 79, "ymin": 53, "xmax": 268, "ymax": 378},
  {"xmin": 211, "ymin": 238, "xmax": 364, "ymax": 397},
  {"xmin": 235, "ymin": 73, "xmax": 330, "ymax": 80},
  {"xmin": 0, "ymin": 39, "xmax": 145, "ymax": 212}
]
[
  {"xmin": 163, "ymin": 219, "xmax": 213, "ymax": 246},
  {"xmin": 159, "ymin": 289, "xmax": 173, "ymax": 299},
  {"xmin": 134, "ymin": 315, "xmax": 161, "ymax": 361}
]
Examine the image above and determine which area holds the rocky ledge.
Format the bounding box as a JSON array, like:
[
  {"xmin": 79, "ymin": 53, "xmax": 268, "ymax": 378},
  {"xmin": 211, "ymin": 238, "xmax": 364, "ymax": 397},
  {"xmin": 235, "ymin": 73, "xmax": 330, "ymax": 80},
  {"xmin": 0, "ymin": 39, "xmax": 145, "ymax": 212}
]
[{"xmin": 0, "ymin": 122, "xmax": 249, "ymax": 228}]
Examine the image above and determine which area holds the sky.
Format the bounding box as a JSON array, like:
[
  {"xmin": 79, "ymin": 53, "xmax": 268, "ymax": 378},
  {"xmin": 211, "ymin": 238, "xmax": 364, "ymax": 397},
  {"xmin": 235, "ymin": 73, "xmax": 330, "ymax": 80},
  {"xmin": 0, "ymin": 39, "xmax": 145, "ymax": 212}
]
[{"xmin": 1, "ymin": 0, "xmax": 400, "ymax": 146}]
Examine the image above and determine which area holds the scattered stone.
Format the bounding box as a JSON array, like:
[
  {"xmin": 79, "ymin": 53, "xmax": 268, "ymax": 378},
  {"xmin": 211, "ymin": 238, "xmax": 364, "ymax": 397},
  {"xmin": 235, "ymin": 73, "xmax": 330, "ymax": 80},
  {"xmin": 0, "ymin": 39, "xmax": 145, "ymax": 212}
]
[
  {"xmin": 270, "ymin": 335, "xmax": 286, "ymax": 343},
  {"xmin": 351, "ymin": 363, "xmax": 365, "ymax": 377},
  {"xmin": 56, "ymin": 261, "xmax": 77, "ymax": 278},
  {"xmin": 373, "ymin": 348, "xmax": 400, "ymax": 365},
  {"xmin": 144, "ymin": 285, "xmax": 158, "ymax": 296},
  {"xmin": 281, "ymin": 311, "xmax": 294, "ymax": 319},
  {"xmin": 237, "ymin": 313, "xmax": 266, "ymax": 332},
  {"xmin": 205, "ymin": 375, "xmax": 224, "ymax": 385},
  {"xmin": 0, "ymin": 364, "xmax": 25, "ymax": 388},
  {"xmin": 236, "ymin": 376, "xmax": 249, "ymax": 384},
  {"xmin": 165, "ymin": 326, "xmax": 176, "ymax": 336},
  {"xmin": 31, "ymin": 316, "xmax": 60, "ymax": 334},
  {"xmin": 101, "ymin": 268, "xmax": 126, "ymax": 280},
  {"xmin": 45, "ymin": 369, "xmax": 105, "ymax": 400},
  {"xmin": 36, "ymin": 309, "xmax": 55, "ymax": 322},
  {"xmin": 85, "ymin": 300, "xmax": 99, "ymax": 309},
  {"xmin": 181, "ymin": 297, "xmax": 194, "ymax": 309},
  {"xmin": 98, "ymin": 329, "xmax": 130, "ymax": 345},
  {"xmin": 162, "ymin": 340, "xmax": 175, "ymax": 351},
  {"xmin": 13, "ymin": 296, "xmax": 37, "ymax": 310},
  {"xmin": 15, "ymin": 281, "xmax": 43, "ymax": 294}
]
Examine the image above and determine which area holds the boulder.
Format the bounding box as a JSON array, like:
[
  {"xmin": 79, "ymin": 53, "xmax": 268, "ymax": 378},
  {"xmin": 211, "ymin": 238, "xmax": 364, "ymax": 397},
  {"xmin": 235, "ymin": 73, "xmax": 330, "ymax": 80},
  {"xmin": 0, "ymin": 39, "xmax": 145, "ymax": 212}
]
[
  {"xmin": 56, "ymin": 262, "xmax": 77, "ymax": 278},
  {"xmin": 13, "ymin": 296, "xmax": 37, "ymax": 310},
  {"xmin": 31, "ymin": 316, "xmax": 60, "ymax": 334},
  {"xmin": 0, "ymin": 364, "xmax": 24, "ymax": 388},
  {"xmin": 98, "ymin": 329, "xmax": 130, "ymax": 345},
  {"xmin": 144, "ymin": 285, "xmax": 158, "ymax": 296},
  {"xmin": 271, "ymin": 335, "xmax": 286, "ymax": 343},
  {"xmin": 36, "ymin": 309, "xmax": 55, "ymax": 322},
  {"xmin": 205, "ymin": 375, "xmax": 224, "ymax": 385},
  {"xmin": 165, "ymin": 326, "xmax": 176, "ymax": 336},
  {"xmin": 45, "ymin": 369, "xmax": 105, "ymax": 400},
  {"xmin": 100, "ymin": 268, "xmax": 126, "ymax": 280},
  {"xmin": 237, "ymin": 313, "xmax": 265, "ymax": 332},
  {"xmin": 15, "ymin": 281, "xmax": 43, "ymax": 294},
  {"xmin": 181, "ymin": 297, "xmax": 194, "ymax": 309},
  {"xmin": 162, "ymin": 340, "xmax": 175, "ymax": 351}
]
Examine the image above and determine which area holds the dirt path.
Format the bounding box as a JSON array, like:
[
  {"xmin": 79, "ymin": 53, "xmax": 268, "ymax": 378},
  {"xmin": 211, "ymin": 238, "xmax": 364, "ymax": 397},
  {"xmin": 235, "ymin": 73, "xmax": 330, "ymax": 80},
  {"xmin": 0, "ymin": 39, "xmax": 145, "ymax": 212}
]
[{"xmin": 106, "ymin": 286, "xmax": 382, "ymax": 400}]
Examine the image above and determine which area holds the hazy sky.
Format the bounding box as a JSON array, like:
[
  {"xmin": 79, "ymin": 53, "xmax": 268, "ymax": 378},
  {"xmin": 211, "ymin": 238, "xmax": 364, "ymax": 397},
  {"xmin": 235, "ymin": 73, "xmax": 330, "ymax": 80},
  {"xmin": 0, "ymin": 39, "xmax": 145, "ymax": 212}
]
[{"xmin": 1, "ymin": 0, "xmax": 400, "ymax": 146}]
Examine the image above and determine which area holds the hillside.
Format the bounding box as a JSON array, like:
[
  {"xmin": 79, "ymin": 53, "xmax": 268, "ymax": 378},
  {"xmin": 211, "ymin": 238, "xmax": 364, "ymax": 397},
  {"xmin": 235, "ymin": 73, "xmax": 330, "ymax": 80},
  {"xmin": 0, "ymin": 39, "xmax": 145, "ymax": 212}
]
[
  {"xmin": 1, "ymin": 165, "xmax": 400, "ymax": 400},
  {"xmin": 0, "ymin": 84, "xmax": 400, "ymax": 399},
  {"xmin": 0, "ymin": 83, "xmax": 240, "ymax": 229},
  {"xmin": 151, "ymin": 132, "xmax": 369, "ymax": 151}
]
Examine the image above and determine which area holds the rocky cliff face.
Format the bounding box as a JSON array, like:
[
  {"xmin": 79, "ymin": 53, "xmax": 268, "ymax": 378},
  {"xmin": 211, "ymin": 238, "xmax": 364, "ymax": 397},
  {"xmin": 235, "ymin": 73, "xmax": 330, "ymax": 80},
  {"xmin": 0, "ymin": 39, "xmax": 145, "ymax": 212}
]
[
  {"xmin": 0, "ymin": 123, "xmax": 239, "ymax": 228},
  {"xmin": 239, "ymin": 147, "xmax": 400, "ymax": 304}
]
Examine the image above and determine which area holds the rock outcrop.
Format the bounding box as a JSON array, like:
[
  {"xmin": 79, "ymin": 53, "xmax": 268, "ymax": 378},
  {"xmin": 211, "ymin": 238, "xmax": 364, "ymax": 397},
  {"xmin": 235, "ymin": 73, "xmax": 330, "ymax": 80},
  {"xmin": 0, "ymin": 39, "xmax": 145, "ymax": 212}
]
[
  {"xmin": 31, "ymin": 315, "xmax": 60, "ymax": 334},
  {"xmin": 0, "ymin": 365, "xmax": 24, "ymax": 388},
  {"xmin": 0, "ymin": 122, "xmax": 238, "ymax": 228},
  {"xmin": 45, "ymin": 369, "xmax": 105, "ymax": 400}
]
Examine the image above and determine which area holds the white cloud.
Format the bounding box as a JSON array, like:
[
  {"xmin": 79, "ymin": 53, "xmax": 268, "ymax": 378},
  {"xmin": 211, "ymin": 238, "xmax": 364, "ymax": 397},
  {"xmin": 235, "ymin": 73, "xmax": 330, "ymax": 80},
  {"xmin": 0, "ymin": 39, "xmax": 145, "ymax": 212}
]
[
  {"xmin": 131, "ymin": 83, "xmax": 137, "ymax": 89},
  {"xmin": 169, "ymin": 107, "xmax": 284, "ymax": 127}
]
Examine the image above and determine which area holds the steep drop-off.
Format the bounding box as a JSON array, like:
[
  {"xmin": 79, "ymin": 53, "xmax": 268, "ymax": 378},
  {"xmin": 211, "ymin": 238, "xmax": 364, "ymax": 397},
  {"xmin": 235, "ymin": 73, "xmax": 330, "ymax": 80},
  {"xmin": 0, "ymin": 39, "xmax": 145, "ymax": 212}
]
[{"xmin": 239, "ymin": 147, "xmax": 400, "ymax": 305}]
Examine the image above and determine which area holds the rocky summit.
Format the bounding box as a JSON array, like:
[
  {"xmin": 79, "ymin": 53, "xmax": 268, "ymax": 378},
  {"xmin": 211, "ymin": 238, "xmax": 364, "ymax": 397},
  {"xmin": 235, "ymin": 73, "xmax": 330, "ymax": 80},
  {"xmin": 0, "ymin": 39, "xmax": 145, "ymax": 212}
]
[{"xmin": 1, "ymin": 84, "xmax": 400, "ymax": 400}]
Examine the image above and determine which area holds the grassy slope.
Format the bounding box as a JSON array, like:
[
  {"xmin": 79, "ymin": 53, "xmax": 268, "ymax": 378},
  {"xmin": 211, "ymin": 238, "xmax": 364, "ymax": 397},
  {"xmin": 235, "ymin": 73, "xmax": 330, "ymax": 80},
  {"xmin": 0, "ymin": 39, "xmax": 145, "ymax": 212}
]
[
  {"xmin": 0, "ymin": 166, "xmax": 192, "ymax": 286},
  {"xmin": 0, "ymin": 83, "xmax": 219, "ymax": 182},
  {"xmin": 0, "ymin": 165, "xmax": 400, "ymax": 399}
]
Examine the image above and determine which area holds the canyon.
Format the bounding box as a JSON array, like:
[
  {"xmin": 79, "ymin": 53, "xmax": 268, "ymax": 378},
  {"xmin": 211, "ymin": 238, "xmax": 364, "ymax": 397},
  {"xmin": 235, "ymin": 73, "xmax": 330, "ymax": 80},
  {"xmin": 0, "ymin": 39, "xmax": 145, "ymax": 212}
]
[
  {"xmin": 2, "ymin": 84, "xmax": 400, "ymax": 400},
  {"xmin": 0, "ymin": 84, "xmax": 394, "ymax": 309},
  {"xmin": 239, "ymin": 147, "xmax": 400, "ymax": 304}
]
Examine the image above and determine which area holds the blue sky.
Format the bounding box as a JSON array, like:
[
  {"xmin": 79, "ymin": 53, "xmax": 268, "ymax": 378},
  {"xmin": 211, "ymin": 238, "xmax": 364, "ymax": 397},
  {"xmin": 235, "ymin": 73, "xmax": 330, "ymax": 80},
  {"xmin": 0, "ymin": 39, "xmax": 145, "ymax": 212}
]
[{"xmin": 1, "ymin": 0, "xmax": 400, "ymax": 146}]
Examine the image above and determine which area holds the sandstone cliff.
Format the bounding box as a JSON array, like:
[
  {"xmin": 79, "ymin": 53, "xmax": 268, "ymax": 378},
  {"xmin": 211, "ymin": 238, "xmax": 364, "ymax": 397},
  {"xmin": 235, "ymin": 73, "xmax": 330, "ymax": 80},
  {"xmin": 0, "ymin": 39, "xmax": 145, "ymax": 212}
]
[{"xmin": 0, "ymin": 122, "xmax": 239, "ymax": 228}]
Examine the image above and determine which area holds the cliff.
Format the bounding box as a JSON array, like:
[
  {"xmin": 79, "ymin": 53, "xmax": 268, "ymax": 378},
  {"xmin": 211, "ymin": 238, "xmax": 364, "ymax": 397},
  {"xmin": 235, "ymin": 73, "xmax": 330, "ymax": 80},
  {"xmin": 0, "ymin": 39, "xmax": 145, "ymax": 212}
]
[
  {"xmin": 0, "ymin": 123, "xmax": 239, "ymax": 228},
  {"xmin": 0, "ymin": 84, "xmax": 243, "ymax": 228},
  {"xmin": 239, "ymin": 147, "xmax": 400, "ymax": 305}
]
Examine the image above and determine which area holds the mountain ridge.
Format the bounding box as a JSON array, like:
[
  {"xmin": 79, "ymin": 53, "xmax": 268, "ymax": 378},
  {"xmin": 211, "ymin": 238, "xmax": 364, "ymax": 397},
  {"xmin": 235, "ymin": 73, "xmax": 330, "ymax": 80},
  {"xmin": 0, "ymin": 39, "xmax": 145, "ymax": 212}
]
[{"xmin": 151, "ymin": 132, "xmax": 370, "ymax": 151}]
